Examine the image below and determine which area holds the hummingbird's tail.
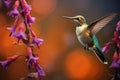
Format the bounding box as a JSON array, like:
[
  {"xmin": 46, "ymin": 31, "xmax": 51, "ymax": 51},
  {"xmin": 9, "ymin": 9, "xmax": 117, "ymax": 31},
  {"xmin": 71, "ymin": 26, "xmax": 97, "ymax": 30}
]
[{"xmin": 93, "ymin": 46, "xmax": 108, "ymax": 64}]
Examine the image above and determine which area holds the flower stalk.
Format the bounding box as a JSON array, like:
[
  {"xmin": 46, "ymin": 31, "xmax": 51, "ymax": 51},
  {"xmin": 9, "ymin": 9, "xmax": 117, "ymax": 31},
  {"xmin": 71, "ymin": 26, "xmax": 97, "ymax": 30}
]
[
  {"xmin": 102, "ymin": 20, "xmax": 120, "ymax": 80},
  {"xmin": 0, "ymin": 0, "xmax": 45, "ymax": 80}
]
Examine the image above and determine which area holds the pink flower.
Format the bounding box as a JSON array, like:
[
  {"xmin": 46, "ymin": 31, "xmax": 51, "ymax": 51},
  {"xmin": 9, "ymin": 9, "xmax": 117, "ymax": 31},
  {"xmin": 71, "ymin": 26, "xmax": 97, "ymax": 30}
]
[
  {"xmin": 13, "ymin": 0, "xmax": 19, "ymax": 8},
  {"xmin": 112, "ymin": 52, "xmax": 119, "ymax": 61},
  {"xmin": 116, "ymin": 41, "xmax": 120, "ymax": 48},
  {"xmin": 116, "ymin": 21, "xmax": 120, "ymax": 31},
  {"xmin": 21, "ymin": 0, "xmax": 32, "ymax": 15},
  {"xmin": 22, "ymin": 4, "xmax": 31, "ymax": 15},
  {"xmin": 112, "ymin": 31, "xmax": 119, "ymax": 43},
  {"xmin": 112, "ymin": 31, "xmax": 120, "ymax": 48},
  {"xmin": 0, "ymin": 55, "xmax": 19, "ymax": 69},
  {"xmin": 4, "ymin": 0, "xmax": 12, "ymax": 8},
  {"xmin": 110, "ymin": 52, "xmax": 120, "ymax": 69},
  {"xmin": 102, "ymin": 42, "xmax": 111, "ymax": 53}
]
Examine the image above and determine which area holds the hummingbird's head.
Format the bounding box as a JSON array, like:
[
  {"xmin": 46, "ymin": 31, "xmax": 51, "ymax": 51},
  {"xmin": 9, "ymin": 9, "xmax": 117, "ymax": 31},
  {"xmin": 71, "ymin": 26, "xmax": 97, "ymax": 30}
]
[{"xmin": 63, "ymin": 15, "xmax": 86, "ymax": 26}]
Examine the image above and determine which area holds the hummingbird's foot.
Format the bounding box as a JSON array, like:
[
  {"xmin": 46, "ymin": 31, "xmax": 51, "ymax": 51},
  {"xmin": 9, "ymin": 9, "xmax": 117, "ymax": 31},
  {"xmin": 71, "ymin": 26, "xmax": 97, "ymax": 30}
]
[{"xmin": 84, "ymin": 45, "xmax": 89, "ymax": 51}]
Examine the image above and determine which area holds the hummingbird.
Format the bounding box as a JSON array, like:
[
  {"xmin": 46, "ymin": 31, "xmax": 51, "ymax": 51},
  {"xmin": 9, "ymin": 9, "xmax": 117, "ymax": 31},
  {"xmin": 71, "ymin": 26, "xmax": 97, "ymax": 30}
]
[{"xmin": 63, "ymin": 13, "xmax": 117, "ymax": 64}]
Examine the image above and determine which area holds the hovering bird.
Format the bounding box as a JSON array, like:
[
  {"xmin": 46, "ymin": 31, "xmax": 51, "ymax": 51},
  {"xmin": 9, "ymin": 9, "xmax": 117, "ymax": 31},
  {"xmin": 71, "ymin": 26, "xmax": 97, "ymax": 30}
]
[{"xmin": 63, "ymin": 13, "xmax": 117, "ymax": 64}]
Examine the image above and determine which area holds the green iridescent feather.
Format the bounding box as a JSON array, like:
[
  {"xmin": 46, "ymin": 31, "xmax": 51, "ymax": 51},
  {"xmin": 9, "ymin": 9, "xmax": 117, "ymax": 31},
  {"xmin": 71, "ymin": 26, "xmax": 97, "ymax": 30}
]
[{"xmin": 92, "ymin": 35, "xmax": 101, "ymax": 49}]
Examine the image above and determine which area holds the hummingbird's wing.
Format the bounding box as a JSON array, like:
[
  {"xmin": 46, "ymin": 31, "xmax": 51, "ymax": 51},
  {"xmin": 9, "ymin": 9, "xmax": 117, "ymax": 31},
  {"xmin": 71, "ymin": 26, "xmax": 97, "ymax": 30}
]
[{"xmin": 88, "ymin": 13, "xmax": 117, "ymax": 35}]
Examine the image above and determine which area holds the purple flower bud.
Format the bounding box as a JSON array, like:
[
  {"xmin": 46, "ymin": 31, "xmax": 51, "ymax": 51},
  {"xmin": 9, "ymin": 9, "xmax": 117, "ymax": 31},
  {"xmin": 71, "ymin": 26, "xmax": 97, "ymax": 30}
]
[
  {"xmin": 27, "ymin": 54, "xmax": 39, "ymax": 66},
  {"xmin": 4, "ymin": 0, "xmax": 12, "ymax": 8},
  {"xmin": 32, "ymin": 37, "xmax": 43, "ymax": 48},
  {"xmin": 27, "ymin": 47, "xmax": 39, "ymax": 66},
  {"xmin": 13, "ymin": 0, "xmax": 19, "ymax": 8},
  {"xmin": 116, "ymin": 41, "xmax": 120, "ymax": 48},
  {"xmin": 102, "ymin": 42, "xmax": 111, "ymax": 53},
  {"xmin": 26, "ymin": 47, "xmax": 45, "ymax": 79},
  {"xmin": 0, "ymin": 60, "xmax": 11, "ymax": 70},
  {"xmin": 116, "ymin": 21, "xmax": 120, "ymax": 31},
  {"xmin": 112, "ymin": 31, "xmax": 119, "ymax": 43},
  {"xmin": 14, "ymin": 30, "xmax": 27, "ymax": 42},
  {"xmin": 8, "ymin": 7, "xmax": 19, "ymax": 18},
  {"xmin": 110, "ymin": 60, "xmax": 120, "ymax": 68},
  {"xmin": 7, "ymin": 19, "xmax": 19, "ymax": 37},
  {"xmin": 26, "ymin": 14, "xmax": 35, "ymax": 25},
  {"xmin": 7, "ymin": 25, "xmax": 17, "ymax": 37},
  {"xmin": 112, "ymin": 52, "xmax": 119, "ymax": 61},
  {"xmin": 0, "ymin": 55, "xmax": 19, "ymax": 70},
  {"xmin": 110, "ymin": 52, "xmax": 120, "ymax": 68},
  {"xmin": 35, "ymin": 63, "xmax": 46, "ymax": 77},
  {"xmin": 22, "ymin": 4, "xmax": 32, "ymax": 15}
]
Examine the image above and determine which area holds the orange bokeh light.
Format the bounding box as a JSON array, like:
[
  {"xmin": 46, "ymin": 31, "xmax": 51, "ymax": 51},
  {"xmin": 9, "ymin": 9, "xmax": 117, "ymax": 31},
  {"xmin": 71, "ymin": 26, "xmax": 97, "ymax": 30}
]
[
  {"xmin": 64, "ymin": 48, "xmax": 104, "ymax": 79},
  {"xmin": 31, "ymin": 0, "xmax": 56, "ymax": 20},
  {"xmin": 64, "ymin": 49, "xmax": 92, "ymax": 79}
]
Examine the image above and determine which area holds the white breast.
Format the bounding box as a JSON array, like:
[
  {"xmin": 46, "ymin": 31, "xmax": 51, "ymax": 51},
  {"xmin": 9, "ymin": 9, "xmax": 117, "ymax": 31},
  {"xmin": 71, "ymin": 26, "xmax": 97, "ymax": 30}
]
[
  {"xmin": 76, "ymin": 24, "xmax": 88, "ymax": 46},
  {"xmin": 76, "ymin": 24, "xmax": 88, "ymax": 36}
]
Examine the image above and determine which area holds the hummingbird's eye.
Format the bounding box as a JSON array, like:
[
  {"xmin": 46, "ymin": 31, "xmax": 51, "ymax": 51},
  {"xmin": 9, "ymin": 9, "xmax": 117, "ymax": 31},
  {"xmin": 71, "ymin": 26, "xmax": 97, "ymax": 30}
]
[{"xmin": 76, "ymin": 18, "xmax": 80, "ymax": 21}]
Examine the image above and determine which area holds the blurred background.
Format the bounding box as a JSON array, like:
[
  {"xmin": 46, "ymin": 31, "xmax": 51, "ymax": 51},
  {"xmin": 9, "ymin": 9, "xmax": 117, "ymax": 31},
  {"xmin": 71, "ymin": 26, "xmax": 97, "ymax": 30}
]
[{"xmin": 0, "ymin": 0, "xmax": 120, "ymax": 80}]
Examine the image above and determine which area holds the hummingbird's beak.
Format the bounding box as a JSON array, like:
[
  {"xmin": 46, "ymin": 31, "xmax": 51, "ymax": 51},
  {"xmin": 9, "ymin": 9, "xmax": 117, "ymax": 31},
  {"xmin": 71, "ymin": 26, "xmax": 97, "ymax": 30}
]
[
  {"xmin": 62, "ymin": 16, "xmax": 80, "ymax": 23},
  {"xmin": 62, "ymin": 16, "xmax": 76, "ymax": 20}
]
